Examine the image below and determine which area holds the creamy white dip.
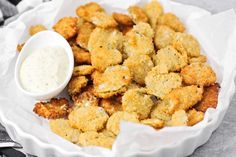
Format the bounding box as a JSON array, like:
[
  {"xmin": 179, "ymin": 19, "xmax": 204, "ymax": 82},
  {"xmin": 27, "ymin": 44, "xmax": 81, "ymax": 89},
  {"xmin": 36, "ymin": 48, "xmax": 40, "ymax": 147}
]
[{"xmin": 19, "ymin": 46, "xmax": 69, "ymax": 93}]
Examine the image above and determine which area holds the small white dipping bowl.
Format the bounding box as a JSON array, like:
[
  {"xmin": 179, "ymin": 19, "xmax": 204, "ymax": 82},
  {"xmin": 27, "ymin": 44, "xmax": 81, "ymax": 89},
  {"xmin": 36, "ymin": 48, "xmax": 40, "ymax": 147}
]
[{"xmin": 15, "ymin": 30, "xmax": 74, "ymax": 100}]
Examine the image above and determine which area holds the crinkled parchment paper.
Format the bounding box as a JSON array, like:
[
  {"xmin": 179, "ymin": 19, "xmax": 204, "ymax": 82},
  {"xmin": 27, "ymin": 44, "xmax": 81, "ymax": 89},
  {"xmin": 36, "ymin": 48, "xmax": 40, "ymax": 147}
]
[{"xmin": 0, "ymin": 0, "xmax": 236, "ymax": 157}]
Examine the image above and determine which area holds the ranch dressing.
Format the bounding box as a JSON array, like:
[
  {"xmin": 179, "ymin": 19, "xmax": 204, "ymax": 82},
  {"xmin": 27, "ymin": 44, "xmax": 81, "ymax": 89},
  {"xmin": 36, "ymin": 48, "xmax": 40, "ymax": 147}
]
[{"xmin": 19, "ymin": 46, "xmax": 69, "ymax": 93}]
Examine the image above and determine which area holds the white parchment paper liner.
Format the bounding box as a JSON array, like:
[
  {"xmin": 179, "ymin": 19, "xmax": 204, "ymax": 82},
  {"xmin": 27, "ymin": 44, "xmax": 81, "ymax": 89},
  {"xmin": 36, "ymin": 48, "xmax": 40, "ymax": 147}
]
[{"xmin": 0, "ymin": 0, "xmax": 236, "ymax": 157}]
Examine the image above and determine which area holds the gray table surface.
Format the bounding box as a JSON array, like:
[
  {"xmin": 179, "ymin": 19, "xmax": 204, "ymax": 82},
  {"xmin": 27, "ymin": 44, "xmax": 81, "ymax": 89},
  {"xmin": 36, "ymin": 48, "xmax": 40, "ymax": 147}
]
[{"xmin": 1, "ymin": 0, "xmax": 236, "ymax": 157}]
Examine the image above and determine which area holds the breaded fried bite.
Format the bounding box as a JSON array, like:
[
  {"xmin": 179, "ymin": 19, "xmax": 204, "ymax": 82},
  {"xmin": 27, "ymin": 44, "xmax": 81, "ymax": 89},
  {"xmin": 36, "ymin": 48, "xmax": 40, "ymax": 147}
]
[
  {"xmin": 141, "ymin": 118, "xmax": 164, "ymax": 129},
  {"xmin": 76, "ymin": 22, "xmax": 95, "ymax": 50},
  {"xmin": 113, "ymin": 12, "xmax": 134, "ymax": 26},
  {"xmin": 71, "ymin": 45, "xmax": 91, "ymax": 64},
  {"xmin": 68, "ymin": 106, "xmax": 109, "ymax": 131},
  {"xmin": 153, "ymin": 46, "xmax": 187, "ymax": 73},
  {"xmin": 181, "ymin": 63, "xmax": 216, "ymax": 86},
  {"xmin": 124, "ymin": 22, "xmax": 154, "ymax": 57},
  {"xmin": 195, "ymin": 83, "xmax": 219, "ymax": 112},
  {"xmin": 124, "ymin": 54, "xmax": 154, "ymax": 85},
  {"xmin": 53, "ymin": 17, "xmax": 78, "ymax": 40},
  {"xmin": 91, "ymin": 12, "xmax": 118, "ymax": 28},
  {"xmin": 168, "ymin": 110, "xmax": 188, "ymax": 126},
  {"xmin": 158, "ymin": 13, "xmax": 185, "ymax": 32},
  {"xmin": 100, "ymin": 96, "xmax": 123, "ymax": 116},
  {"xmin": 106, "ymin": 111, "xmax": 139, "ymax": 135},
  {"xmin": 93, "ymin": 65, "xmax": 132, "ymax": 98},
  {"xmin": 128, "ymin": 6, "xmax": 148, "ymax": 24},
  {"xmin": 76, "ymin": 2, "xmax": 104, "ymax": 22},
  {"xmin": 88, "ymin": 28, "xmax": 123, "ymax": 71},
  {"xmin": 189, "ymin": 55, "xmax": 207, "ymax": 64},
  {"xmin": 29, "ymin": 24, "xmax": 46, "ymax": 36},
  {"xmin": 145, "ymin": 70, "xmax": 182, "ymax": 99},
  {"xmin": 49, "ymin": 119, "xmax": 81, "ymax": 143},
  {"xmin": 122, "ymin": 88, "xmax": 154, "ymax": 120},
  {"xmin": 172, "ymin": 32, "xmax": 201, "ymax": 57},
  {"xmin": 187, "ymin": 109, "xmax": 204, "ymax": 126},
  {"xmin": 73, "ymin": 65, "xmax": 94, "ymax": 76},
  {"xmin": 78, "ymin": 131, "xmax": 115, "ymax": 149},
  {"xmin": 144, "ymin": 0, "xmax": 163, "ymax": 29},
  {"xmin": 33, "ymin": 98, "xmax": 69, "ymax": 119},
  {"xmin": 68, "ymin": 76, "xmax": 88, "ymax": 95},
  {"xmin": 154, "ymin": 25, "xmax": 175, "ymax": 49}
]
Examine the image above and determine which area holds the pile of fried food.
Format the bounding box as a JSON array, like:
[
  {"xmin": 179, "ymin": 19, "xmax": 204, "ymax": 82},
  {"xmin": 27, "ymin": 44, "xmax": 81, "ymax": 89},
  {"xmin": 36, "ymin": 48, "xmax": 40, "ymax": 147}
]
[{"xmin": 18, "ymin": 0, "xmax": 220, "ymax": 149}]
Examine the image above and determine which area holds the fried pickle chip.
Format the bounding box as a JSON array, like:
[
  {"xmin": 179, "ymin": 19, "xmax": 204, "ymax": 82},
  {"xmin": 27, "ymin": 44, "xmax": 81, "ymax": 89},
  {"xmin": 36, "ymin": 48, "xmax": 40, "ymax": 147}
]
[
  {"xmin": 153, "ymin": 46, "xmax": 187, "ymax": 73},
  {"xmin": 88, "ymin": 28, "xmax": 123, "ymax": 71},
  {"xmin": 195, "ymin": 83, "xmax": 219, "ymax": 112},
  {"xmin": 73, "ymin": 65, "xmax": 94, "ymax": 76},
  {"xmin": 33, "ymin": 98, "xmax": 69, "ymax": 119},
  {"xmin": 17, "ymin": 43, "xmax": 25, "ymax": 52},
  {"xmin": 187, "ymin": 109, "xmax": 204, "ymax": 126},
  {"xmin": 158, "ymin": 13, "xmax": 185, "ymax": 32},
  {"xmin": 93, "ymin": 65, "xmax": 132, "ymax": 98},
  {"xmin": 124, "ymin": 54, "xmax": 154, "ymax": 85},
  {"xmin": 78, "ymin": 131, "xmax": 115, "ymax": 149},
  {"xmin": 119, "ymin": 25, "xmax": 133, "ymax": 35},
  {"xmin": 91, "ymin": 12, "xmax": 118, "ymax": 28},
  {"xmin": 76, "ymin": 22, "xmax": 95, "ymax": 50},
  {"xmin": 100, "ymin": 96, "xmax": 123, "ymax": 116},
  {"xmin": 29, "ymin": 24, "xmax": 47, "ymax": 36},
  {"xmin": 106, "ymin": 111, "xmax": 139, "ymax": 135},
  {"xmin": 154, "ymin": 25, "xmax": 175, "ymax": 49},
  {"xmin": 128, "ymin": 6, "xmax": 148, "ymax": 24},
  {"xmin": 145, "ymin": 70, "xmax": 182, "ymax": 99},
  {"xmin": 76, "ymin": 2, "xmax": 104, "ymax": 22},
  {"xmin": 68, "ymin": 106, "xmax": 109, "ymax": 131},
  {"xmin": 141, "ymin": 118, "xmax": 164, "ymax": 129},
  {"xmin": 122, "ymin": 88, "xmax": 154, "ymax": 120},
  {"xmin": 124, "ymin": 22, "xmax": 154, "ymax": 57},
  {"xmin": 113, "ymin": 12, "xmax": 134, "ymax": 26},
  {"xmin": 172, "ymin": 32, "xmax": 200, "ymax": 57},
  {"xmin": 72, "ymin": 86, "xmax": 98, "ymax": 107},
  {"xmin": 168, "ymin": 110, "xmax": 188, "ymax": 126},
  {"xmin": 49, "ymin": 119, "xmax": 81, "ymax": 143},
  {"xmin": 68, "ymin": 76, "xmax": 88, "ymax": 95},
  {"xmin": 53, "ymin": 17, "xmax": 78, "ymax": 40},
  {"xmin": 144, "ymin": 0, "xmax": 163, "ymax": 29},
  {"xmin": 181, "ymin": 63, "xmax": 216, "ymax": 86},
  {"xmin": 71, "ymin": 45, "xmax": 91, "ymax": 64},
  {"xmin": 189, "ymin": 55, "xmax": 207, "ymax": 64}
]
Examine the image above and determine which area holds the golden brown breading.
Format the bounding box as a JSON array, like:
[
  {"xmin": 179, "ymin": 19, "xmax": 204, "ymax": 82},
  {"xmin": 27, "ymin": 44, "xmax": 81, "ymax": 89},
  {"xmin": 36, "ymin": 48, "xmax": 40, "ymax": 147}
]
[
  {"xmin": 76, "ymin": 22, "xmax": 95, "ymax": 50},
  {"xmin": 72, "ymin": 86, "xmax": 98, "ymax": 107},
  {"xmin": 168, "ymin": 110, "xmax": 188, "ymax": 126},
  {"xmin": 154, "ymin": 25, "xmax": 175, "ymax": 49},
  {"xmin": 181, "ymin": 63, "xmax": 216, "ymax": 86},
  {"xmin": 71, "ymin": 45, "xmax": 91, "ymax": 64},
  {"xmin": 145, "ymin": 70, "xmax": 182, "ymax": 99},
  {"xmin": 151, "ymin": 100, "xmax": 175, "ymax": 121},
  {"xmin": 195, "ymin": 83, "xmax": 219, "ymax": 112},
  {"xmin": 16, "ymin": 43, "xmax": 25, "ymax": 52},
  {"xmin": 128, "ymin": 6, "xmax": 148, "ymax": 24},
  {"xmin": 153, "ymin": 46, "xmax": 187, "ymax": 73},
  {"xmin": 53, "ymin": 17, "xmax": 78, "ymax": 40},
  {"xmin": 91, "ymin": 12, "xmax": 118, "ymax": 28},
  {"xmin": 187, "ymin": 109, "xmax": 204, "ymax": 126},
  {"xmin": 106, "ymin": 111, "xmax": 139, "ymax": 135},
  {"xmin": 172, "ymin": 32, "xmax": 200, "ymax": 57},
  {"xmin": 49, "ymin": 119, "xmax": 81, "ymax": 143},
  {"xmin": 33, "ymin": 98, "xmax": 69, "ymax": 119},
  {"xmin": 189, "ymin": 55, "xmax": 207, "ymax": 64},
  {"xmin": 88, "ymin": 28, "xmax": 123, "ymax": 71},
  {"xmin": 158, "ymin": 13, "xmax": 185, "ymax": 32},
  {"xmin": 78, "ymin": 131, "xmax": 115, "ymax": 149},
  {"xmin": 68, "ymin": 106, "xmax": 109, "ymax": 131},
  {"xmin": 119, "ymin": 25, "xmax": 133, "ymax": 35},
  {"xmin": 29, "ymin": 24, "xmax": 47, "ymax": 36},
  {"xmin": 76, "ymin": 2, "xmax": 104, "ymax": 22},
  {"xmin": 141, "ymin": 118, "xmax": 164, "ymax": 129},
  {"xmin": 124, "ymin": 54, "xmax": 154, "ymax": 85},
  {"xmin": 100, "ymin": 96, "xmax": 123, "ymax": 116},
  {"xmin": 144, "ymin": 0, "xmax": 163, "ymax": 29},
  {"xmin": 124, "ymin": 22, "xmax": 154, "ymax": 57},
  {"xmin": 93, "ymin": 65, "xmax": 132, "ymax": 98},
  {"xmin": 68, "ymin": 76, "xmax": 88, "ymax": 95},
  {"xmin": 73, "ymin": 65, "xmax": 94, "ymax": 76},
  {"xmin": 112, "ymin": 12, "xmax": 134, "ymax": 26},
  {"xmin": 122, "ymin": 88, "xmax": 154, "ymax": 120}
]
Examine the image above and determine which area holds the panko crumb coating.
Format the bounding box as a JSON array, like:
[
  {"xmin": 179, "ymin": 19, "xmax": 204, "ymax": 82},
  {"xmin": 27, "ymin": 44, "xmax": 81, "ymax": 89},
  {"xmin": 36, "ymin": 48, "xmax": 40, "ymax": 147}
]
[{"xmin": 158, "ymin": 13, "xmax": 185, "ymax": 32}]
